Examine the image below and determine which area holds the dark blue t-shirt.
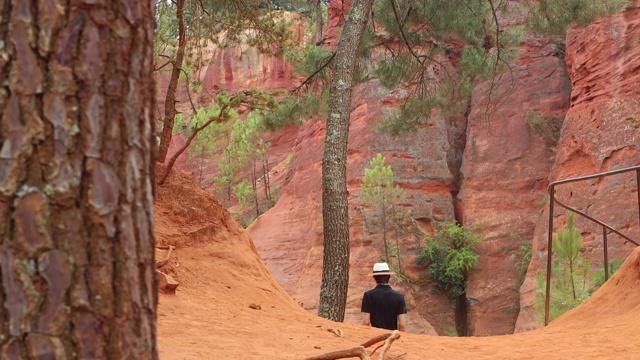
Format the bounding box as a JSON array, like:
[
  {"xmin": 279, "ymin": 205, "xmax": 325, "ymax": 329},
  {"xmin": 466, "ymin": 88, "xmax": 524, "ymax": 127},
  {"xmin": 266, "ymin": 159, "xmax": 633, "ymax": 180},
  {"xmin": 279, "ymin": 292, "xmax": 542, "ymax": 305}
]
[{"xmin": 361, "ymin": 284, "xmax": 407, "ymax": 330}]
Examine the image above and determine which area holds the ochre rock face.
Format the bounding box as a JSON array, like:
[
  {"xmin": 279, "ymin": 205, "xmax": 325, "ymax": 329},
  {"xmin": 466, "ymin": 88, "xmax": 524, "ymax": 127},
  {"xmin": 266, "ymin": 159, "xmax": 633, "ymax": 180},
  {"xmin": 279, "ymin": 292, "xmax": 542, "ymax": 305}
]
[
  {"xmin": 459, "ymin": 32, "xmax": 572, "ymax": 335},
  {"xmin": 515, "ymin": 2, "xmax": 640, "ymax": 333},
  {"xmin": 250, "ymin": 77, "xmax": 453, "ymax": 334},
  {"xmin": 162, "ymin": 3, "xmax": 640, "ymax": 336}
]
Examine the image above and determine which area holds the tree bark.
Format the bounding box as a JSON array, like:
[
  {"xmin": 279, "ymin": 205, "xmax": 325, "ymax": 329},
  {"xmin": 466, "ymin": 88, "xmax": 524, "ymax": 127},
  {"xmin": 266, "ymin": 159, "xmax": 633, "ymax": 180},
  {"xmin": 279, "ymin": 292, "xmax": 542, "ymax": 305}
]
[
  {"xmin": 318, "ymin": 0, "xmax": 374, "ymax": 322},
  {"xmin": 315, "ymin": 0, "xmax": 324, "ymax": 45},
  {"xmin": 0, "ymin": 2, "xmax": 158, "ymax": 359},
  {"xmin": 157, "ymin": 0, "xmax": 186, "ymax": 163}
]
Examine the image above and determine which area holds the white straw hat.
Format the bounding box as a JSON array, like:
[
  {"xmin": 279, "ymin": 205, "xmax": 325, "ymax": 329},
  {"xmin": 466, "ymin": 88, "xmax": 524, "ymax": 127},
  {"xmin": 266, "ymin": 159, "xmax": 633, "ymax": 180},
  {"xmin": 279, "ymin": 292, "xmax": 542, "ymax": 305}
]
[{"xmin": 369, "ymin": 262, "xmax": 394, "ymax": 276}]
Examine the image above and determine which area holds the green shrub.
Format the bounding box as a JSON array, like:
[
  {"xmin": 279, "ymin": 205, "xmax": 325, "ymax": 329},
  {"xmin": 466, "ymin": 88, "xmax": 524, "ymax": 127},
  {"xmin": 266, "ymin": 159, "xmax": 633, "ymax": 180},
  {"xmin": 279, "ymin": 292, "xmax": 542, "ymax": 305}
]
[
  {"xmin": 416, "ymin": 222, "xmax": 482, "ymax": 300},
  {"xmin": 525, "ymin": 109, "xmax": 563, "ymax": 150},
  {"xmin": 513, "ymin": 235, "xmax": 533, "ymax": 291}
]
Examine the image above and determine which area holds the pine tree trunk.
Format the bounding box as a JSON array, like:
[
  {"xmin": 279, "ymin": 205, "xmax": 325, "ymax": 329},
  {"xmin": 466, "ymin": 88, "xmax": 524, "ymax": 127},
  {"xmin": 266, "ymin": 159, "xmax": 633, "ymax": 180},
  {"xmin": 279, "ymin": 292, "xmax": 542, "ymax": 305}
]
[
  {"xmin": 382, "ymin": 202, "xmax": 389, "ymax": 262},
  {"xmin": 198, "ymin": 154, "xmax": 205, "ymax": 184},
  {"xmin": 318, "ymin": 0, "xmax": 374, "ymax": 322},
  {"xmin": 315, "ymin": 0, "xmax": 324, "ymax": 45},
  {"xmin": 157, "ymin": 0, "xmax": 186, "ymax": 163},
  {"xmin": 0, "ymin": 2, "xmax": 158, "ymax": 358},
  {"xmin": 262, "ymin": 157, "xmax": 270, "ymax": 203},
  {"xmin": 252, "ymin": 159, "xmax": 261, "ymax": 217}
]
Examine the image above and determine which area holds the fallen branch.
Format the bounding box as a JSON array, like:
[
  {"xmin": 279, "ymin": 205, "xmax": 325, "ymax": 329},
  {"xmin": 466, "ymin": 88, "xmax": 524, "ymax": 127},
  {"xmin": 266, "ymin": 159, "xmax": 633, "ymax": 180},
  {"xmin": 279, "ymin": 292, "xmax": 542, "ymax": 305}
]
[
  {"xmin": 375, "ymin": 331, "xmax": 401, "ymax": 360},
  {"xmin": 359, "ymin": 333, "xmax": 392, "ymax": 348},
  {"xmin": 305, "ymin": 346, "xmax": 370, "ymax": 360},
  {"xmin": 155, "ymin": 245, "xmax": 175, "ymax": 268},
  {"xmin": 306, "ymin": 330, "xmax": 401, "ymax": 360}
]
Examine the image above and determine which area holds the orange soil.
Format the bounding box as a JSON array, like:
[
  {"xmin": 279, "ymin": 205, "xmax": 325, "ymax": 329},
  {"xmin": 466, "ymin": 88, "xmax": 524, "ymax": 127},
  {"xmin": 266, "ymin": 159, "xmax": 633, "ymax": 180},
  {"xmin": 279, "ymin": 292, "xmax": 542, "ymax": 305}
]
[{"xmin": 155, "ymin": 167, "xmax": 640, "ymax": 359}]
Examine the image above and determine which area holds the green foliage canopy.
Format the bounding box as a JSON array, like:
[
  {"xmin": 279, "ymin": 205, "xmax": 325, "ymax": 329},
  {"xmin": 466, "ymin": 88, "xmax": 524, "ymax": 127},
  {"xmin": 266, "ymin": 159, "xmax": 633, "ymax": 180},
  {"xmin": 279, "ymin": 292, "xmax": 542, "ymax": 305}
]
[
  {"xmin": 524, "ymin": 0, "xmax": 629, "ymax": 53},
  {"xmin": 371, "ymin": 0, "xmax": 524, "ymax": 135}
]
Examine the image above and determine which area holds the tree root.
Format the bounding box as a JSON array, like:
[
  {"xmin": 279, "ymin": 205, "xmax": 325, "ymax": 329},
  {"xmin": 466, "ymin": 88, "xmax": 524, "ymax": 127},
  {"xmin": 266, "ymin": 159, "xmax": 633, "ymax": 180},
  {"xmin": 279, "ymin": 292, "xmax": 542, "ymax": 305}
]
[{"xmin": 306, "ymin": 330, "xmax": 401, "ymax": 360}]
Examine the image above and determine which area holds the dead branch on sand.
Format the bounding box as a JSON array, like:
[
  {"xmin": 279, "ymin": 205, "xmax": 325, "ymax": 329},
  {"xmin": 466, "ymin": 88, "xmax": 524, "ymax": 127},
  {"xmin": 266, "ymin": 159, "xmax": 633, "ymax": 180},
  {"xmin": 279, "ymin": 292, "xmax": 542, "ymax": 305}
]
[
  {"xmin": 305, "ymin": 330, "xmax": 401, "ymax": 360},
  {"xmin": 155, "ymin": 245, "xmax": 175, "ymax": 268}
]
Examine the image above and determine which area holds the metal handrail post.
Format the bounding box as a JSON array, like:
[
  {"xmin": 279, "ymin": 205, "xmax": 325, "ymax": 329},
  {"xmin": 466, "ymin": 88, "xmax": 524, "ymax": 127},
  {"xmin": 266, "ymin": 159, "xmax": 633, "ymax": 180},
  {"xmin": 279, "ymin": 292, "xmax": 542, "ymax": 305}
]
[
  {"xmin": 545, "ymin": 185, "xmax": 555, "ymax": 326},
  {"xmin": 545, "ymin": 165, "xmax": 640, "ymax": 327},
  {"xmin": 603, "ymin": 226, "xmax": 609, "ymax": 281}
]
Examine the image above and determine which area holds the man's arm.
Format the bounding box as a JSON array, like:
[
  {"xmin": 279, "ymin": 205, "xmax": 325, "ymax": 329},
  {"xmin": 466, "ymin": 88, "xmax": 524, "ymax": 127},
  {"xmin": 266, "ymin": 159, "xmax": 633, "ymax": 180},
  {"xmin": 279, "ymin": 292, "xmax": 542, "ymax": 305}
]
[
  {"xmin": 397, "ymin": 314, "xmax": 406, "ymax": 332},
  {"xmin": 362, "ymin": 312, "xmax": 371, "ymax": 326}
]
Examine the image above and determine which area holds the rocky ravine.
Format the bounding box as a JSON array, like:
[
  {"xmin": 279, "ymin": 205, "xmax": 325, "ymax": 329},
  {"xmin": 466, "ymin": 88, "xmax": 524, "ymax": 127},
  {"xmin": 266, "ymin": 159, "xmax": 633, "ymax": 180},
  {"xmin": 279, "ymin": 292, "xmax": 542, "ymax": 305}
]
[{"xmin": 160, "ymin": 1, "xmax": 640, "ymax": 336}]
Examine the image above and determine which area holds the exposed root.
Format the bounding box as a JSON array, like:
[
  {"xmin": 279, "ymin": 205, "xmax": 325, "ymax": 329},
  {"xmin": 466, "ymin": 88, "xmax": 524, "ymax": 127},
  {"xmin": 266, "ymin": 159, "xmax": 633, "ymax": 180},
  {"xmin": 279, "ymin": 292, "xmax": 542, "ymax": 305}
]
[{"xmin": 306, "ymin": 330, "xmax": 401, "ymax": 360}]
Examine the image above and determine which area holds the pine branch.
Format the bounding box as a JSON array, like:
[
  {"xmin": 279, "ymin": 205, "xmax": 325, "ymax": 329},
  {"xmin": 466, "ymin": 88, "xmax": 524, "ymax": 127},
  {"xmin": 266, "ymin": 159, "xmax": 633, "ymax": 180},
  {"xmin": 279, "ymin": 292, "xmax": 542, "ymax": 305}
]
[{"xmin": 292, "ymin": 52, "xmax": 336, "ymax": 93}]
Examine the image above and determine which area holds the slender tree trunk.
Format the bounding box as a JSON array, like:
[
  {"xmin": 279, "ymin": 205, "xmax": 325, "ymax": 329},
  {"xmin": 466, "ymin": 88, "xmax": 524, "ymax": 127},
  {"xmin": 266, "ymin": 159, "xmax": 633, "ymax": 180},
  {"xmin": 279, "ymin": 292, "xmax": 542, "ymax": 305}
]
[
  {"xmin": 315, "ymin": 0, "xmax": 324, "ymax": 45},
  {"xmin": 0, "ymin": 2, "xmax": 158, "ymax": 358},
  {"xmin": 224, "ymin": 136, "xmax": 233, "ymax": 202},
  {"xmin": 252, "ymin": 159, "xmax": 261, "ymax": 217},
  {"xmin": 262, "ymin": 157, "xmax": 270, "ymax": 203},
  {"xmin": 382, "ymin": 202, "xmax": 389, "ymax": 262},
  {"xmin": 569, "ymin": 259, "xmax": 577, "ymax": 300},
  {"xmin": 198, "ymin": 154, "xmax": 205, "ymax": 184},
  {"xmin": 158, "ymin": 104, "xmax": 229, "ymax": 185},
  {"xmin": 157, "ymin": 0, "xmax": 186, "ymax": 163},
  {"xmin": 318, "ymin": 0, "xmax": 374, "ymax": 322}
]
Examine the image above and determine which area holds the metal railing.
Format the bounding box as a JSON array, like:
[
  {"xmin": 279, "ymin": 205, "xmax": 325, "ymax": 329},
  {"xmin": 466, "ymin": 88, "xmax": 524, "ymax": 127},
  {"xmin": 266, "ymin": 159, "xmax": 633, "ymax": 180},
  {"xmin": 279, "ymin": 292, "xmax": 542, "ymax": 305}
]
[{"xmin": 545, "ymin": 165, "xmax": 640, "ymax": 326}]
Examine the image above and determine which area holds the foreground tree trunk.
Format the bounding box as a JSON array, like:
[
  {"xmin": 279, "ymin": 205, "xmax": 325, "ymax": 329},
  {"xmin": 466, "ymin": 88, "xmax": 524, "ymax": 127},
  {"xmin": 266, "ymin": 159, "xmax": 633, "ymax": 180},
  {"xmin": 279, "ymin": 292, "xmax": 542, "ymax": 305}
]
[
  {"xmin": 0, "ymin": 2, "xmax": 158, "ymax": 359},
  {"xmin": 318, "ymin": 0, "xmax": 374, "ymax": 322}
]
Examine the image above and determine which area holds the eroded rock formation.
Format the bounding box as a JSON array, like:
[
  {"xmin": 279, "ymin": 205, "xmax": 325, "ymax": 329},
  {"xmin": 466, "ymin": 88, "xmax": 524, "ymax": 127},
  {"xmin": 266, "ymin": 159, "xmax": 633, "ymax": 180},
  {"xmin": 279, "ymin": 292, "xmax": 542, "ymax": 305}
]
[
  {"xmin": 161, "ymin": 2, "xmax": 640, "ymax": 336},
  {"xmin": 515, "ymin": 1, "xmax": 640, "ymax": 332}
]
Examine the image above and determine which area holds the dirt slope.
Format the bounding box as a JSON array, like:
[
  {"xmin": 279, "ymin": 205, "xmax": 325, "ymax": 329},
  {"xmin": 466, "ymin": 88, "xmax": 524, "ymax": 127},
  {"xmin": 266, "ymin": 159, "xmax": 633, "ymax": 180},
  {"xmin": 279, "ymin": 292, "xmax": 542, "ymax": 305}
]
[{"xmin": 155, "ymin": 168, "xmax": 640, "ymax": 359}]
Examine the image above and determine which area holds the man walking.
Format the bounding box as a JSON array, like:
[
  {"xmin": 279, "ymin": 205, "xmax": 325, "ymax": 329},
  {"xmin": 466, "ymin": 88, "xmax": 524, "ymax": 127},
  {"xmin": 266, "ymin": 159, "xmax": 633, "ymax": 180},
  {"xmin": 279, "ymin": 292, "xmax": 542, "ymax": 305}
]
[{"xmin": 361, "ymin": 262, "xmax": 407, "ymax": 331}]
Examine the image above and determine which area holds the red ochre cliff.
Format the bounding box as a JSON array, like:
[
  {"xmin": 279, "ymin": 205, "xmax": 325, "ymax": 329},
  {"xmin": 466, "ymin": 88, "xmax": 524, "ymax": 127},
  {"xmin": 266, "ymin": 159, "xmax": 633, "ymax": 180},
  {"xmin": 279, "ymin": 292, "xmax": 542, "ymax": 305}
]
[{"xmin": 159, "ymin": 1, "xmax": 640, "ymax": 336}]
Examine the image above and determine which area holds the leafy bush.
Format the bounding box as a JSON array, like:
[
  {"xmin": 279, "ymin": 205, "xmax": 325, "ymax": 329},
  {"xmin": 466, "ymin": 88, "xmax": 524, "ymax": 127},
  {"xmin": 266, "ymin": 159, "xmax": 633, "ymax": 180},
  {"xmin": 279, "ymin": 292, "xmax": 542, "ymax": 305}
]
[{"xmin": 416, "ymin": 222, "xmax": 482, "ymax": 300}]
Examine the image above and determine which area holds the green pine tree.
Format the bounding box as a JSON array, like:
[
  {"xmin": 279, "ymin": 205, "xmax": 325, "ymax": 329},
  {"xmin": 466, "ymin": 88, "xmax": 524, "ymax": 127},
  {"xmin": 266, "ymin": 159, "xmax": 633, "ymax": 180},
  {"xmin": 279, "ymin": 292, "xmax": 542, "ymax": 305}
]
[
  {"xmin": 361, "ymin": 153, "xmax": 408, "ymax": 270},
  {"xmin": 535, "ymin": 211, "xmax": 592, "ymax": 322}
]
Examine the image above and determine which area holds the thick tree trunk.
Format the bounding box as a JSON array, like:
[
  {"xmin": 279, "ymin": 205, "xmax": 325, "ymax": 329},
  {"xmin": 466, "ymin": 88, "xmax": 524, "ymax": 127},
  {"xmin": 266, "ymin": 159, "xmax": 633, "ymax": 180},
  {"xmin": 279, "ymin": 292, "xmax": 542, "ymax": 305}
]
[
  {"xmin": 0, "ymin": 2, "xmax": 158, "ymax": 359},
  {"xmin": 157, "ymin": 0, "xmax": 186, "ymax": 163},
  {"xmin": 318, "ymin": 0, "xmax": 374, "ymax": 322}
]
